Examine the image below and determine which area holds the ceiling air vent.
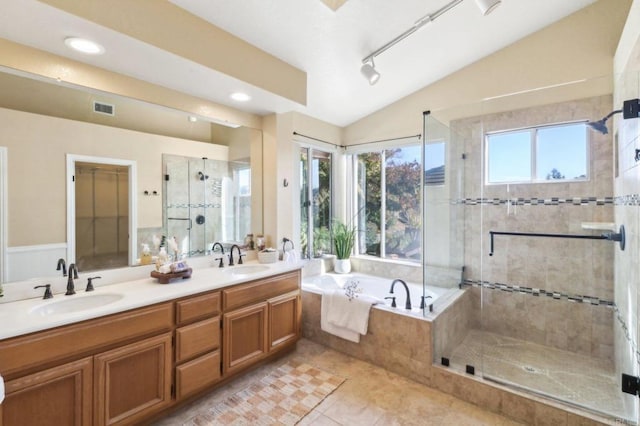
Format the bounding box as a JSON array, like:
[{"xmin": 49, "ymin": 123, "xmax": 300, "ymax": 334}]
[{"xmin": 93, "ymin": 101, "xmax": 115, "ymax": 116}]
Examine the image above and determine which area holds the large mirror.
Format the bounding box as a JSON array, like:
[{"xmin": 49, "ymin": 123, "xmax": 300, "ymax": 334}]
[{"xmin": 0, "ymin": 70, "xmax": 263, "ymax": 283}]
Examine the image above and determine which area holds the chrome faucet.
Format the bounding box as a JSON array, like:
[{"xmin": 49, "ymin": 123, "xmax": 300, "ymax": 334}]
[
  {"xmin": 66, "ymin": 263, "xmax": 78, "ymax": 295},
  {"xmin": 211, "ymin": 242, "xmax": 225, "ymax": 268},
  {"xmin": 389, "ymin": 279, "xmax": 411, "ymax": 310},
  {"xmin": 229, "ymin": 244, "xmax": 245, "ymax": 266},
  {"xmin": 56, "ymin": 258, "xmax": 67, "ymax": 276}
]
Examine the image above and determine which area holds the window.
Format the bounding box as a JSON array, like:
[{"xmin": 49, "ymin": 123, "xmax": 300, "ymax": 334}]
[
  {"xmin": 486, "ymin": 122, "xmax": 588, "ymax": 184},
  {"xmin": 355, "ymin": 144, "xmax": 422, "ymax": 262},
  {"xmin": 425, "ymin": 142, "xmax": 445, "ymax": 186},
  {"xmin": 300, "ymin": 147, "xmax": 332, "ymax": 258}
]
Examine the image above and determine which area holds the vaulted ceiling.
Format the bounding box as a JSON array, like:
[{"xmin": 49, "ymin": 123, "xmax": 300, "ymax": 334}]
[{"xmin": 0, "ymin": 0, "xmax": 600, "ymax": 127}]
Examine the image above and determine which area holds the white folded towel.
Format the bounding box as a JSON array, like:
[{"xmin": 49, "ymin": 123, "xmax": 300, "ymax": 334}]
[
  {"xmin": 321, "ymin": 290, "xmax": 360, "ymax": 342},
  {"xmin": 0, "ymin": 373, "xmax": 5, "ymax": 404},
  {"xmin": 320, "ymin": 290, "xmax": 380, "ymax": 343}
]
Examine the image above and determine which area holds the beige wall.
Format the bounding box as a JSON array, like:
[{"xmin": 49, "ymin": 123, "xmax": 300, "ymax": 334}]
[
  {"xmin": 0, "ymin": 107, "xmax": 228, "ymax": 246},
  {"xmin": 262, "ymin": 111, "xmax": 342, "ymax": 249}
]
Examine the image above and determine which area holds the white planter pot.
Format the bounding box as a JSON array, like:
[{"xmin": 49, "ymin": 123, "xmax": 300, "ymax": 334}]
[{"xmin": 334, "ymin": 258, "xmax": 351, "ymax": 274}]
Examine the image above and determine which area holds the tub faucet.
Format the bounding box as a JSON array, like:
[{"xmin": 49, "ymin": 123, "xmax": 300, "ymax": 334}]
[
  {"xmin": 56, "ymin": 258, "xmax": 67, "ymax": 276},
  {"xmin": 66, "ymin": 263, "xmax": 78, "ymax": 295},
  {"xmin": 420, "ymin": 295, "xmax": 433, "ymax": 312},
  {"xmin": 211, "ymin": 242, "xmax": 225, "ymax": 268},
  {"xmin": 229, "ymin": 244, "xmax": 245, "ymax": 266},
  {"xmin": 389, "ymin": 279, "xmax": 411, "ymax": 310}
]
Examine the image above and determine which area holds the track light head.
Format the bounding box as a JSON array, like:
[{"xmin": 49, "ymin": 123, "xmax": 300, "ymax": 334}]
[
  {"xmin": 474, "ymin": 0, "xmax": 501, "ymax": 16},
  {"xmin": 361, "ymin": 59, "xmax": 380, "ymax": 85}
]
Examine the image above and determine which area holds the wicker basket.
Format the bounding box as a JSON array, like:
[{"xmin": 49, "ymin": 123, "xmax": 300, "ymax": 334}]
[{"xmin": 257, "ymin": 250, "xmax": 278, "ymax": 264}]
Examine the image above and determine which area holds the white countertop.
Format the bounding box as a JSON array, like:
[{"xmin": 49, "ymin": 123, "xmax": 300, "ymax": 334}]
[{"xmin": 0, "ymin": 260, "xmax": 303, "ymax": 341}]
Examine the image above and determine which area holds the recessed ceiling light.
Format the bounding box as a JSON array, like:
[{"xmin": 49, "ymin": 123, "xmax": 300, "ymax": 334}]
[
  {"xmin": 230, "ymin": 92, "xmax": 251, "ymax": 102},
  {"xmin": 64, "ymin": 37, "xmax": 105, "ymax": 55}
]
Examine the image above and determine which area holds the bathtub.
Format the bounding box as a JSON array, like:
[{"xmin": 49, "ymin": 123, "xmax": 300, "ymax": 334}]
[{"xmin": 301, "ymin": 272, "xmax": 450, "ymax": 317}]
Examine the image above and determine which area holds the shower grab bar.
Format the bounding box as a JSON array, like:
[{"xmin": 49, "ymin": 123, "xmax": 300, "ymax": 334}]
[{"xmin": 489, "ymin": 225, "xmax": 625, "ymax": 256}]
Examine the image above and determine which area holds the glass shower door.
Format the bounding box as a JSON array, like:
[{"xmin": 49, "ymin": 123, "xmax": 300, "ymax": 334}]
[{"xmin": 476, "ymin": 76, "xmax": 638, "ymax": 422}]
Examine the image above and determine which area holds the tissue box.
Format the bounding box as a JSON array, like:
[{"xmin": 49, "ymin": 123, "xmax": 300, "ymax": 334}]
[{"xmin": 258, "ymin": 250, "xmax": 278, "ymax": 264}]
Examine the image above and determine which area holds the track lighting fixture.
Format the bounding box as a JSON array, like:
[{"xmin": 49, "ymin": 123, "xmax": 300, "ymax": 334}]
[
  {"xmin": 360, "ymin": 0, "xmax": 502, "ymax": 84},
  {"xmin": 474, "ymin": 0, "xmax": 501, "ymax": 16},
  {"xmin": 360, "ymin": 58, "xmax": 381, "ymax": 85}
]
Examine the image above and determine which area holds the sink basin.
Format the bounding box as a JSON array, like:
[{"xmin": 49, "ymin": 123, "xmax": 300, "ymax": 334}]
[
  {"xmin": 226, "ymin": 265, "xmax": 270, "ymax": 276},
  {"xmin": 29, "ymin": 293, "xmax": 124, "ymax": 316}
]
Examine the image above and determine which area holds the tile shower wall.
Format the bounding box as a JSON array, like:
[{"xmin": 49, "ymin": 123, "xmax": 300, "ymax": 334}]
[{"xmin": 454, "ymin": 95, "xmax": 616, "ymax": 359}]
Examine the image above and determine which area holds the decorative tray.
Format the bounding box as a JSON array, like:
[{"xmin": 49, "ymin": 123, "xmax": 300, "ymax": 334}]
[{"xmin": 150, "ymin": 268, "xmax": 192, "ymax": 284}]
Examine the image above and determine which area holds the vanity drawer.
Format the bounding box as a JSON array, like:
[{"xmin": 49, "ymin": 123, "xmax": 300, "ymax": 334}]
[
  {"xmin": 175, "ymin": 316, "xmax": 220, "ymax": 363},
  {"xmin": 175, "ymin": 350, "xmax": 221, "ymax": 399},
  {"xmin": 176, "ymin": 291, "xmax": 221, "ymax": 325},
  {"xmin": 223, "ymin": 271, "xmax": 300, "ymax": 311}
]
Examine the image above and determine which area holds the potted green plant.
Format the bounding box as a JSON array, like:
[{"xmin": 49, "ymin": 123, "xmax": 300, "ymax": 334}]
[{"xmin": 332, "ymin": 218, "xmax": 356, "ymax": 273}]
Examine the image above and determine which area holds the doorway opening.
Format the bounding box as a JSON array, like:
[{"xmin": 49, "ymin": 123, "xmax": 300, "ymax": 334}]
[{"xmin": 67, "ymin": 155, "xmax": 137, "ymax": 271}]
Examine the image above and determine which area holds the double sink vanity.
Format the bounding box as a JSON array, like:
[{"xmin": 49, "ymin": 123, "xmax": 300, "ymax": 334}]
[{"xmin": 0, "ymin": 261, "xmax": 302, "ymax": 425}]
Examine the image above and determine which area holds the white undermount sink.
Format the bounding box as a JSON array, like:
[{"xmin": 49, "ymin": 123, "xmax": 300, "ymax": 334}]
[
  {"xmin": 225, "ymin": 265, "xmax": 270, "ymax": 276},
  {"xmin": 29, "ymin": 293, "xmax": 124, "ymax": 317}
]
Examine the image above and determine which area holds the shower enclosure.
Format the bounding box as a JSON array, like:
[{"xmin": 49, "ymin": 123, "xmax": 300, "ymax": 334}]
[
  {"xmin": 163, "ymin": 154, "xmax": 251, "ymax": 257},
  {"xmin": 426, "ymin": 75, "xmax": 640, "ymax": 423}
]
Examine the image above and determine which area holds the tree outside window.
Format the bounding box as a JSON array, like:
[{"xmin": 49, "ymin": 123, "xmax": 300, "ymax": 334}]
[{"xmin": 356, "ymin": 145, "xmax": 422, "ymax": 262}]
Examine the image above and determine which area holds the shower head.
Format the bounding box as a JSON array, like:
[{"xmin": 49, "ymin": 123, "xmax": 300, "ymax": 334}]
[
  {"xmin": 587, "ymin": 99, "xmax": 640, "ymax": 135},
  {"xmin": 197, "ymin": 171, "xmax": 209, "ymax": 181},
  {"xmin": 586, "ymin": 109, "xmax": 622, "ymax": 135}
]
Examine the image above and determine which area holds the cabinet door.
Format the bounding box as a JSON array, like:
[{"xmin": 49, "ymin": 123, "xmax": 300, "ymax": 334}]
[
  {"xmin": 0, "ymin": 357, "xmax": 92, "ymax": 426},
  {"xmin": 268, "ymin": 291, "xmax": 301, "ymax": 351},
  {"xmin": 223, "ymin": 302, "xmax": 268, "ymax": 375},
  {"xmin": 94, "ymin": 333, "xmax": 172, "ymax": 426}
]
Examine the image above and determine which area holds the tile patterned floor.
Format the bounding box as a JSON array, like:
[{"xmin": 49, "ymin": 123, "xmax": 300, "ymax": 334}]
[
  {"xmin": 449, "ymin": 329, "xmax": 632, "ymax": 422},
  {"xmin": 154, "ymin": 338, "xmax": 521, "ymax": 425}
]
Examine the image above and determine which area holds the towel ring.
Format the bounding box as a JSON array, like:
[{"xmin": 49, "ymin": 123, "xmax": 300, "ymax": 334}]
[{"xmin": 282, "ymin": 238, "xmax": 295, "ymax": 252}]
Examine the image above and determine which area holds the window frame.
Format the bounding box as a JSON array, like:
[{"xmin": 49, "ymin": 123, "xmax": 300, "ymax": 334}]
[
  {"xmin": 298, "ymin": 144, "xmax": 335, "ymax": 259},
  {"xmin": 348, "ymin": 140, "xmax": 423, "ymax": 263},
  {"xmin": 484, "ymin": 120, "xmax": 590, "ymax": 185}
]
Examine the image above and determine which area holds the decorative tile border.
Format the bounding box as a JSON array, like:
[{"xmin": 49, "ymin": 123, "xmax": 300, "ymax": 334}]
[
  {"xmin": 461, "ymin": 279, "xmax": 614, "ymax": 306},
  {"xmin": 615, "ymin": 194, "xmax": 640, "ymax": 206},
  {"xmin": 454, "ymin": 194, "xmax": 640, "ymax": 206},
  {"xmin": 166, "ymin": 203, "xmax": 222, "ymax": 209},
  {"xmin": 456, "ymin": 196, "xmax": 614, "ymax": 206}
]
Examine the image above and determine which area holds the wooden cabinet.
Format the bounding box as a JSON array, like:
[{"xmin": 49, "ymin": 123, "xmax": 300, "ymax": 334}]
[
  {"xmin": 174, "ymin": 291, "xmax": 222, "ymax": 399},
  {"xmin": 268, "ymin": 291, "xmax": 301, "ymax": 351},
  {"xmin": 0, "ymin": 357, "xmax": 93, "ymax": 426},
  {"xmin": 94, "ymin": 333, "xmax": 172, "ymax": 426},
  {"xmin": 0, "ymin": 269, "xmax": 301, "ymax": 425},
  {"xmin": 222, "ymin": 271, "xmax": 301, "ymax": 375},
  {"xmin": 223, "ymin": 302, "xmax": 268, "ymax": 375}
]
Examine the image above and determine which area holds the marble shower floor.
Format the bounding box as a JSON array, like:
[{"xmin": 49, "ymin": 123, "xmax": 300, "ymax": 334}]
[
  {"xmin": 449, "ymin": 329, "xmax": 632, "ymax": 422},
  {"xmin": 154, "ymin": 338, "xmax": 520, "ymax": 425}
]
